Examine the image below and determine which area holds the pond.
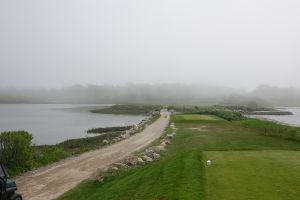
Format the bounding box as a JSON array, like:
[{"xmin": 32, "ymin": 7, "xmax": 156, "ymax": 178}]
[{"xmin": 0, "ymin": 104, "xmax": 145, "ymax": 145}]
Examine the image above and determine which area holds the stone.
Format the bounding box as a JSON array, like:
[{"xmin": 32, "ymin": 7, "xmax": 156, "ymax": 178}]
[
  {"xmin": 145, "ymin": 148, "xmax": 154, "ymax": 154},
  {"xmin": 166, "ymin": 134, "xmax": 174, "ymax": 139},
  {"xmin": 133, "ymin": 124, "xmax": 139, "ymax": 130},
  {"xmin": 161, "ymin": 139, "xmax": 171, "ymax": 145},
  {"xmin": 97, "ymin": 175, "xmax": 104, "ymax": 182},
  {"xmin": 142, "ymin": 155, "xmax": 153, "ymax": 162},
  {"xmin": 124, "ymin": 157, "xmax": 137, "ymax": 166},
  {"xmin": 114, "ymin": 162, "xmax": 128, "ymax": 169},
  {"xmin": 121, "ymin": 133, "xmax": 130, "ymax": 139},
  {"xmin": 152, "ymin": 152, "xmax": 160, "ymax": 159},
  {"xmin": 160, "ymin": 142, "xmax": 167, "ymax": 146},
  {"xmin": 153, "ymin": 145, "xmax": 165, "ymax": 152},
  {"xmin": 112, "ymin": 138, "xmax": 120, "ymax": 143},
  {"xmin": 110, "ymin": 166, "xmax": 119, "ymax": 171},
  {"xmin": 102, "ymin": 139, "xmax": 109, "ymax": 145},
  {"xmin": 137, "ymin": 157, "xmax": 144, "ymax": 164}
]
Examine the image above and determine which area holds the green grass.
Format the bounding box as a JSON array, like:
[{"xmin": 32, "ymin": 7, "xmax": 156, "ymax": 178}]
[
  {"xmin": 4, "ymin": 114, "xmax": 160, "ymax": 177},
  {"xmin": 235, "ymin": 118, "xmax": 300, "ymax": 142},
  {"xmin": 60, "ymin": 151, "xmax": 204, "ymax": 200},
  {"xmin": 90, "ymin": 104, "xmax": 162, "ymax": 115},
  {"xmin": 203, "ymin": 151, "xmax": 300, "ymax": 200},
  {"xmin": 58, "ymin": 114, "xmax": 300, "ymax": 200},
  {"xmin": 180, "ymin": 114, "xmax": 220, "ymax": 121}
]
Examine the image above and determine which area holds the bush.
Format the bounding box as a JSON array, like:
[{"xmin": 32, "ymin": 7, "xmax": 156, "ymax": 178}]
[
  {"xmin": 196, "ymin": 109, "xmax": 245, "ymax": 121},
  {"xmin": 33, "ymin": 146, "xmax": 69, "ymax": 166},
  {"xmin": 0, "ymin": 131, "xmax": 34, "ymax": 176},
  {"xmin": 168, "ymin": 106, "xmax": 245, "ymax": 121}
]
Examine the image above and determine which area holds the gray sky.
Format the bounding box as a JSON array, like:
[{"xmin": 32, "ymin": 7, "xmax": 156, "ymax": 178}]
[{"xmin": 0, "ymin": 0, "xmax": 299, "ymax": 89}]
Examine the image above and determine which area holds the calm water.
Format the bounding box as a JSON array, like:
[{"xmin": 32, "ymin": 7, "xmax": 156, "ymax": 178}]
[
  {"xmin": 0, "ymin": 104, "xmax": 145, "ymax": 145},
  {"xmin": 255, "ymin": 108, "xmax": 300, "ymax": 127}
]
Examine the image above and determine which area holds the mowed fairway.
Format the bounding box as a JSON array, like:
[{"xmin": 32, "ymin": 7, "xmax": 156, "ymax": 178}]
[
  {"xmin": 58, "ymin": 114, "xmax": 300, "ymax": 200},
  {"xmin": 180, "ymin": 114, "xmax": 220, "ymax": 121},
  {"xmin": 204, "ymin": 151, "xmax": 300, "ymax": 200}
]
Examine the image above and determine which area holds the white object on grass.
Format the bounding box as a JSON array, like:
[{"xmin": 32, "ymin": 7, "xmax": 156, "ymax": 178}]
[{"xmin": 207, "ymin": 160, "xmax": 212, "ymax": 166}]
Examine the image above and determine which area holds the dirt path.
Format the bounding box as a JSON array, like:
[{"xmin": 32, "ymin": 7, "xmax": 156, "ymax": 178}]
[{"xmin": 15, "ymin": 111, "xmax": 170, "ymax": 200}]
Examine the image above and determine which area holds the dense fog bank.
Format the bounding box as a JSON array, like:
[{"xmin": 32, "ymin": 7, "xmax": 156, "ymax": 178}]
[{"xmin": 0, "ymin": 84, "xmax": 299, "ymax": 107}]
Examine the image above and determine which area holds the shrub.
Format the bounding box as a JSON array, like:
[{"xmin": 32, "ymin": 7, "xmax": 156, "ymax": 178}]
[
  {"xmin": 196, "ymin": 109, "xmax": 245, "ymax": 121},
  {"xmin": 33, "ymin": 146, "xmax": 69, "ymax": 166},
  {"xmin": 0, "ymin": 131, "xmax": 34, "ymax": 175}
]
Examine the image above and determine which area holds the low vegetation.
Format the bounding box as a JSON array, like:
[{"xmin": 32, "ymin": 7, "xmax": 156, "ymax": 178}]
[
  {"xmin": 248, "ymin": 111, "xmax": 293, "ymax": 115},
  {"xmin": 87, "ymin": 126, "xmax": 133, "ymax": 134},
  {"xmin": 0, "ymin": 105, "xmax": 161, "ymax": 177},
  {"xmin": 58, "ymin": 113, "xmax": 300, "ymax": 200},
  {"xmin": 219, "ymin": 105, "xmax": 274, "ymax": 112},
  {"xmin": 90, "ymin": 104, "xmax": 162, "ymax": 115},
  {"xmin": 169, "ymin": 104, "xmax": 292, "ymax": 116},
  {"xmin": 0, "ymin": 131, "xmax": 125, "ymax": 176},
  {"xmin": 0, "ymin": 131, "xmax": 34, "ymax": 175},
  {"xmin": 236, "ymin": 118, "xmax": 300, "ymax": 142},
  {"xmin": 196, "ymin": 109, "xmax": 245, "ymax": 121},
  {"xmin": 168, "ymin": 105, "xmax": 245, "ymax": 121},
  {"xmin": 1, "ymin": 118, "xmax": 160, "ymax": 177}
]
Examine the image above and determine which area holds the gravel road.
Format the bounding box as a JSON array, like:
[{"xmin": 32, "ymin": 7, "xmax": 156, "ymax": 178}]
[{"xmin": 15, "ymin": 111, "xmax": 170, "ymax": 200}]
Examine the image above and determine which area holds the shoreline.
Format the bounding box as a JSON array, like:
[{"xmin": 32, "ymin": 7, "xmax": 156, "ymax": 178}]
[
  {"xmin": 10, "ymin": 114, "xmax": 159, "ymax": 177},
  {"xmin": 15, "ymin": 111, "xmax": 170, "ymax": 200},
  {"xmin": 245, "ymin": 114, "xmax": 300, "ymax": 128}
]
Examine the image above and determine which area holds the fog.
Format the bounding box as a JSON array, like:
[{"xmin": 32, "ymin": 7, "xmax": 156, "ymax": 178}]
[
  {"xmin": 1, "ymin": 84, "xmax": 300, "ymax": 107},
  {"xmin": 1, "ymin": 0, "xmax": 299, "ymax": 90}
]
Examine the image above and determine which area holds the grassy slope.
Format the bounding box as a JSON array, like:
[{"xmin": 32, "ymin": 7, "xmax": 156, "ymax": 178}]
[{"xmin": 58, "ymin": 115, "xmax": 300, "ymax": 200}]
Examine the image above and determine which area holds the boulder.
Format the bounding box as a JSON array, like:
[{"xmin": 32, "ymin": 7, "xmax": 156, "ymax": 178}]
[
  {"xmin": 142, "ymin": 155, "xmax": 153, "ymax": 162},
  {"xmin": 152, "ymin": 145, "xmax": 165, "ymax": 152},
  {"xmin": 109, "ymin": 166, "xmax": 119, "ymax": 171},
  {"xmin": 166, "ymin": 134, "xmax": 174, "ymax": 139},
  {"xmin": 137, "ymin": 157, "xmax": 144, "ymax": 164},
  {"xmin": 133, "ymin": 124, "xmax": 139, "ymax": 131},
  {"xmin": 161, "ymin": 139, "xmax": 171, "ymax": 145},
  {"xmin": 97, "ymin": 174, "xmax": 105, "ymax": 182},
  {"xmin": 121, "ymin": 133, "xmax": 130, "ymax": 139},
  {"xmin": 152, "ymin": 152, "xmax": 160, "ymax": 159},
  {"xmin": 145, "ymin": 148, "xmax": 154, "ymax": 154},
  {"xmin": 160, "ymin": 142, "xmax": 167, "ymax": 146},
  {"xmin": 124, "ymin": 156, "xmax": 137, "ymax": 166},
  {"xmin": 112, "ymin": 138, "xmax": 120, "ymax": 143},
  {"xmin": 114, "ymin": 162, "xmax": 129, "ymax": 169},
  {"xmin": 102, "ymin": 139, "xmax": 109, "ymax": 145}
]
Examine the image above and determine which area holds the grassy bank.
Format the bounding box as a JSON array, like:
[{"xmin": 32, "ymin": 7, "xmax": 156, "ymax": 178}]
[
  {"xmin": 34, "ymin": 131, "xmax": 124, "ymax": 165},
  {"xmin": 87, "ymin": 126, "xmax": 133, "ymax": 134},
  {"xmin": 58, "ymin": 112, "xmax": 300, "ymax": 200},
  {"xmin": 2, "ymin": 131, "xmax": 126, "ymax": 176},
  {"xmin": 90, "ymin": 104, "xmax": 162, "ymax": 115},
  {"xmin": 168, "ymin": 104, "xmax": 292, "ymax": 117},
  {"xmin": 235, "ymin": 118, "xmax": 300, "ymax": 142},
  {"xmin": 1, "ymin": 112, "xmax": 160, "ymax": 177}
]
